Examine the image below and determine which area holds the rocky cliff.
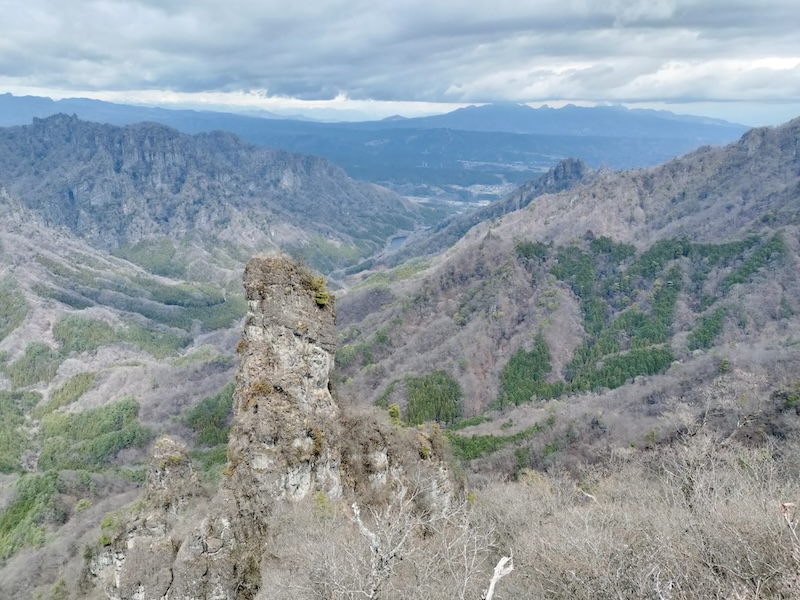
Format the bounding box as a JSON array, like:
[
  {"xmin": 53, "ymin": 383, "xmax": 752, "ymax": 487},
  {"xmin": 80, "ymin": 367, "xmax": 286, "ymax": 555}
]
[
  {"xmin": 86, "ymin": 256, "xmax": 455, "ymax": 599},
  {"xmin": 0, "ymin": 115, "xmax": 421, "ymax": 271}
]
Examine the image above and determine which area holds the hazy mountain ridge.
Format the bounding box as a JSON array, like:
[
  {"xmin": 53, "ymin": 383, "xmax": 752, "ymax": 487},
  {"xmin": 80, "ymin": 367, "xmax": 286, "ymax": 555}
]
[
  {"xmin": 0, "ymin": 114, "xmax": 421, "ymax": 271},
  {"xmin": 345, "ymin": 102, "xmax": 748, "ymax": 139},
  {"xmin": 0, "ymin": 94, "xmax": 748, "ymax": 201}
]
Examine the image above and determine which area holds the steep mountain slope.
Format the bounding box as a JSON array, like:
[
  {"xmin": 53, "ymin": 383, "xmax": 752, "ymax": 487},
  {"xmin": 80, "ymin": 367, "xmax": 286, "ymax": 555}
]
[
  {"xmin": 0, "ymin": 184, "xmax": 242, "ymax": 434},
  {"xmin": 0, "ymin": 243, "xmax": 467, "ymax": 598},
  {"xmin": 0, "ymin": 115, "xmax": 421, "ymax": 272},
  {"xmin": 336, "ymin": 118, "xmax": 800, "ymax": 471},
  {"xmin": 0, "ymin": 188, "xmax": 248, "ymax": 596},
  {"xmin": 0, "ymin": 118, "xmax": 798, "ymax": 598},
  {"xmin": 83, "ymin": 257, "xmax": 461, "ymax": 600},
  {"xmin": 381, "ymin": 157, "xmax": 591, "ymax": 266}
]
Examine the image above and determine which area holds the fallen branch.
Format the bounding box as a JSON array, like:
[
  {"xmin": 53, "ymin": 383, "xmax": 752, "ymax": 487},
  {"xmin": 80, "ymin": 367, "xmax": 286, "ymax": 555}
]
[{"xmin": 481, "ymin": 550, "xmax": 513, "ymax": 600}]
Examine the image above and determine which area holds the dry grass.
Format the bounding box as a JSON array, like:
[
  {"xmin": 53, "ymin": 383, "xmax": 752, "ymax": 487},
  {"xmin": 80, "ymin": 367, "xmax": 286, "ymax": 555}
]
[{"xmin": 476, "ymin": 433, "xmax": 800, "ymax": 599}]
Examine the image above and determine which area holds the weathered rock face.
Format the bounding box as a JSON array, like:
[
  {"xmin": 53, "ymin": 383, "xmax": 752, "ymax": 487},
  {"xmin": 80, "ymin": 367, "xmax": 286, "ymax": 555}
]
[
  {"xmin": 90, "ymin": 256, "xmax": 342, "ymax": 599},
  {"xmin": 0, "ymin": 115, "xmax": 420, "ymax": 256},
  {"xmin": 88, "ymin": 438, "xmax": 200, "ymax": 600},
  {"xmin": 87, "ymin": 256, "xmax": 456, "ymax": 600},
  {"xmin": 228, "ymin": 256, "xmax": 341, "ymax": 502}
]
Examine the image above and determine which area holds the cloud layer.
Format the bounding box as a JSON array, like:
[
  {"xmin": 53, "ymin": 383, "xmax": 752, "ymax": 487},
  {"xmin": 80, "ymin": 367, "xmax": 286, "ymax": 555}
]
[{"xmin": 1, "ymin": 0, "xmax": 798, "ymax": 107}]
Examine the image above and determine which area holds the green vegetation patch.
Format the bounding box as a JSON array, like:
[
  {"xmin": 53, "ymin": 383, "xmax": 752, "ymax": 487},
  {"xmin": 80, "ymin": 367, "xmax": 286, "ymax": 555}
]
[
  {"xmin": 500, "ymin": 334, "xmax": 564, "ymax": 406},
  {"xmin": 172, "ymin": 345, "xmax": 233, "ymax": 368},
  {"xmin": 0, "ymin": 390, "xmax": 38, "ymax": 473},
  {"xmin": 289, "ymin": 236, "xmax": 370, "ymax": 273},
  {"xmin": 629, "ymin": 265, "xmax": 682, "ymax": 348},
  {"xmin": 31, "ymin": 284, "xmax": 94, "ymax": 309},
  {"xmin": 33, "ymin": 372, "xmax": 97, "ymax": 419},
  {"xmin": 185, "ymin": 382, "xmax": 234, "ymax": 447},
  {"xmin": 625, "ymin": 238, "xmax": 693, "ymax": 279},
  {"xmin": 2, "ymin": 342, "xmax": 63, "ymax": 387},
  {"xmin": 404, "ymin": 370, "xmax": 463, "ymax": 426},
  {"xmin": 0, "ymin": 276, "xmax": 28, "ymax": 342},
  {"xmin": 722, "ymin": 233, "xmax": 786, "ymax": 290},
  {"xmin": 37, "ymin": 397, "xmax": 151, "ymax": 471},
  {"xmin": 190, "ymin": 445, "xmax": 228, "ymax": 482},
  {"xmin": 38, "ymin": 249, "xmax": 243, "ymax": 332},
  {"xmin": 336, "ymin": 344, "xmax": 360, "ymax": 369},
  {"xmin": 589, "ymin": 236, "xmax": 636, "ymax": 263},
  {"xmin": 501, "ymin": 236, "xmax": 696, "ymax": 407},
  {"xmin": 336, "ymin": 326, "xmax": 396, "ymax": 372},
  {"xmin": 514, "ymin": 239, "xmax": 549, "ymax": 263},
  {"xmin": 113, "ymin": 237, "xmax": 187, "ymax": 278},
  {"xmin": 184, "ymin": 294, "xmax": 247, "ymax": 330},
  {"xmin": 573, "ymin": 346, "xmax": 675, "ymax": 391},
  {"xmin": 53, "ymin": 314, "xmax": 190, "ymax": 359},
  {"xmin": 447, "ymin": 414, "xmax": 555, "ymax": 461},
  {"xmin": 551, "ymin": 245, "xmax": 607, "ymax": 335},
  {"xmin": 133, "ymin": 278, "xmax": 224, "ymax": 308},
  {"xmin": 53, "ymin": 316, "xmax": 117, "ymax": 354},
  {"xmin": 356, "ymin": 257, "xmax": 431, "ymax": 288},
  {"xmin": 0, "ymin": 472, "xmax": 62, "ymax": 560},
  {"xmin": 447, "ymin": 415, "xmax": 493, "ymax": 431},
  {"xmin": 688, "ymin": 307, "xmax": 727, "ymax": 351},
  {"xmin": 185, "ymin": 383, "xmax": 235, "ymax": 480}
]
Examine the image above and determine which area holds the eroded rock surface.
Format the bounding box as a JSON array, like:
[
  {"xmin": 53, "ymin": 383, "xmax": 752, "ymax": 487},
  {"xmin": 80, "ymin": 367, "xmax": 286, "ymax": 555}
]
[
  {"xmin": 228, "ymin": 256, "xmax": 341, "ymax": 502},
  {"xmin": 87, "ymin": 256, "xmax": 454, "ymax": 600}
]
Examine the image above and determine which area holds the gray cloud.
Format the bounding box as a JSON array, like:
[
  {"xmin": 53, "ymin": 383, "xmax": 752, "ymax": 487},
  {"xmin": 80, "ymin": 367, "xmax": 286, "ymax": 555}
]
[{"xmin": 0, "ymin": 0, "xmax": 798, "ymax": 106}]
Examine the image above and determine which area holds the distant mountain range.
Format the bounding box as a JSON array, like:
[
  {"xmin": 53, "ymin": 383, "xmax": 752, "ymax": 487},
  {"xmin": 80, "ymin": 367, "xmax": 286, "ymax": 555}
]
[
  {"xmin": 0, "ymin": 114, "xmax": 423, "ymax": 273},
  {"xmin": 343, "ymin": 101, "xmax": 746, "ymax": 138},
  {"xmin": 0, "ymin": 94, "xmax": 750, "ymax": 201},
  {"xmin": 0, "ymin": 97, "xmax": 796, "ymax": 598}
]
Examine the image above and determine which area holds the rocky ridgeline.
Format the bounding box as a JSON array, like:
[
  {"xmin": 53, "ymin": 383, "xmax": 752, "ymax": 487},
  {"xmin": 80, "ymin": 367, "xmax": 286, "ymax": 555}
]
[
  {"xmin": 86, "ymin": 256, "xmax": 453, "ymax": 599},
  {"xmin": 0, "ymin": 115, "xmax": 420, "ymax": 260}
]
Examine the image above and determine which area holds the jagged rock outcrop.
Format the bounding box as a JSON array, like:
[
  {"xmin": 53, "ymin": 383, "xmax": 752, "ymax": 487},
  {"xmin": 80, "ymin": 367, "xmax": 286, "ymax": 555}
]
[
  {"xmin": 88, "ymin": 438, "xmax": 200, "ymax": 600},
  {"xmin": 0, "ymin": 115, "xmax": 420, "ymax": 264},
  {"xmin": 87, "ymin": 256, "xmax": 456, "ymax": 600},
  {"xmin": 228, "ymin": 256, "xmax": 341, "ymax": 501}
]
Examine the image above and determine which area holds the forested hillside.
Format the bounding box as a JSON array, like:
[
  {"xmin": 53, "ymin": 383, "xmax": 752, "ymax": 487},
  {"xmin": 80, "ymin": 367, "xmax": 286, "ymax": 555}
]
[
  {"xmin": 336, "ymin": 118, "xmax": 800, "ymax": 473},
  {"xmin": 0, "ymin": 117, "xmax": 798, "ymax": 599}
]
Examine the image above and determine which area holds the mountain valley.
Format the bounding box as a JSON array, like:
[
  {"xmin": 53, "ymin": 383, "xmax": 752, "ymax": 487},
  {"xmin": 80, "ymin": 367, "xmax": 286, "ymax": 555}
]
[{"xmin": 0, "ymin": 113, "xmax": 798, "ymax": 598}]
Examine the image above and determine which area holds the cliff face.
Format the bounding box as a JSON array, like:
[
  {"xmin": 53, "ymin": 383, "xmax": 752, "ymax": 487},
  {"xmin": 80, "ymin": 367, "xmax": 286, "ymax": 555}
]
[
  {"xmin": 229, "ymin": 257, "xmax": 341, "ymax": 502},
  {"xmin": 87, "ymin": 256, "xmax": 454, "ymax": 600},
  {"xmin": 0, "ymin": 115, "xmax": 420, "ymax": 265}
]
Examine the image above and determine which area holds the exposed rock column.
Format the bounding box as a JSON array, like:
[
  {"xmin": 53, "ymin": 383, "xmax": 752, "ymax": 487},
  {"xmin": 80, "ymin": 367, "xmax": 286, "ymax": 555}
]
[
  {"xmin": 227, "ymin": 255, "xmax": 341, "ymax": 501},
  {"xmin": 97, "ymin": 257, "xmax": 343, "ymax": 600}
]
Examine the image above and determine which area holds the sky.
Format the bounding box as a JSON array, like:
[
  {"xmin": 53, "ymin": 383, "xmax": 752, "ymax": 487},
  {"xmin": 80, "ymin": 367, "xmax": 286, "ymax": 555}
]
[{"xmin": 1, "ymin": 0, "xmax": 799, "ymax": 126}]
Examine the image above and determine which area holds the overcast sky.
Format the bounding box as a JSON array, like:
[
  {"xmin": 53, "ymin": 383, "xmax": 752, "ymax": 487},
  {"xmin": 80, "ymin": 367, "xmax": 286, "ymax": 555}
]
[{"xmin": 1, "ymin": 0, "xmax": 799, "ymax": 125}]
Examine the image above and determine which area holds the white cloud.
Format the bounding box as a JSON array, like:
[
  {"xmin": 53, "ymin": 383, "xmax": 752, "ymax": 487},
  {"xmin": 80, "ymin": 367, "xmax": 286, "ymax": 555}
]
[{"xmin": 0, "ymin": 0, "xmax": 798, "ymax": 123}]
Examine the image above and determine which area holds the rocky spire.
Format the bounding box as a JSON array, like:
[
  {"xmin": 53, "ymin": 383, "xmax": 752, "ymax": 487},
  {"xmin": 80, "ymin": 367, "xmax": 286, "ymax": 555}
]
[
  {"xmin": 226, "ymin": 256, "xmax": 341, "ymax": 501},
  {"xmin": 89, "ymin": 256, "xmax": 343, "ymax": 599},
  {"xmin": 87, "ymin": 256, "xmax": 456, "ymax": 599}
]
